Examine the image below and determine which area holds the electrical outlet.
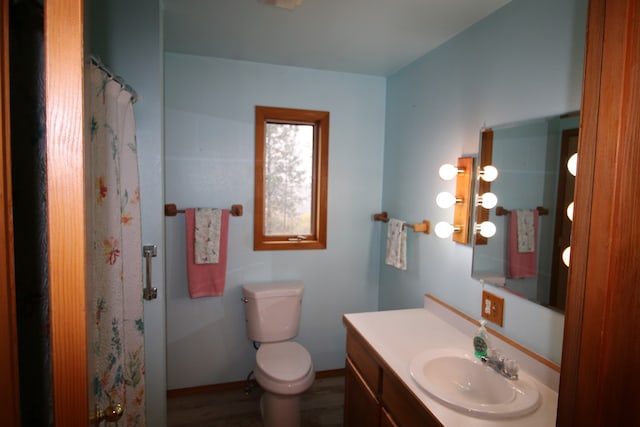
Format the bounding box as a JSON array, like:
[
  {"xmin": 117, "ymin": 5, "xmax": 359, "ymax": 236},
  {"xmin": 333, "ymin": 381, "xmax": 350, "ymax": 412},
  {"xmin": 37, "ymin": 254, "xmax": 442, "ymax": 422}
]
[{"xmin": 481, "ymin": 290, "xmax": 504, "ymax": 326}]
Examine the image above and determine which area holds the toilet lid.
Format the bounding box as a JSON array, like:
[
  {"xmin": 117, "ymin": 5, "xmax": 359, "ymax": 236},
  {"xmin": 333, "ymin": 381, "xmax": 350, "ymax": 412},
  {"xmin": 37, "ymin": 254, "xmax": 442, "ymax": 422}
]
[{"xmin": 256, "ymin": 342, "xmax": 312, "ymax": 382}]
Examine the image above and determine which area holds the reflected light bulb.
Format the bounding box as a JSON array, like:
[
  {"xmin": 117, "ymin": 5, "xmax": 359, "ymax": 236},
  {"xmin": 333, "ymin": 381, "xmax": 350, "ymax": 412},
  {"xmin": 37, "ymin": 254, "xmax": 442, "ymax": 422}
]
[
  {"xmin": 567, "ymin": 153, "xmax": 578, "ymax": 176},
  {"xmin": 436, "ymin": 192, "xmax": 458, "ymax": 208},
  {"xmin": 439, "ymin": 163, "xmax": 460, "ymax": 181},
  {"xmin": 435, "ymin": 222, "xmax": 455, "ymax": 238},
  {"xmin": 478, "ymin": 192, "xmax": 498, "ymax": 209},
  {"xmin": 562, "ymin": 246, "xmax": 571, "ymax": 267},
  {"xmin": 479, "ymin": 165, "xmax": 499, "ymax": 182},
  {"xmin": 566, "ymin": 201, "xmax": 574, "ymax": 221},
  {"xmin": 475, "ymin": 221, "xmax": 497, "ymax": 238}
]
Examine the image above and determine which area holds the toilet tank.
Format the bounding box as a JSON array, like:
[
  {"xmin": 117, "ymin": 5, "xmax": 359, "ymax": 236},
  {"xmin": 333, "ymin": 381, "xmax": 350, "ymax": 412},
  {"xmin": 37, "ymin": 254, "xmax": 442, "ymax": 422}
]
[{"xmin": 242, "ymin": 281, "xmax": 304, "ymax": 343}]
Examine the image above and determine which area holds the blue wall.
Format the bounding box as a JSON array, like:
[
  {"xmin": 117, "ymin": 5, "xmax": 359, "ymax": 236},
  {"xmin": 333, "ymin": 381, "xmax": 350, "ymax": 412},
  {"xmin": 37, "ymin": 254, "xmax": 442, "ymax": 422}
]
[
  {"xmin": 380, "ymin": 0, "xmax": 587, "ymax": 363},
  {"xmin": 164, "ymin": 54, "xmax": 386, "ymax": 388}
]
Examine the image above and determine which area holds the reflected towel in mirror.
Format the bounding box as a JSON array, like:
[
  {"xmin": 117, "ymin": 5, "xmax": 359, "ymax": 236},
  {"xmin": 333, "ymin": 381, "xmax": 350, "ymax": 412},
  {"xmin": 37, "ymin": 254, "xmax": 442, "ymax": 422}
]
[
  {"xmin": 516, "ymin": 209, "xmax": 535, "ymax": 253},
  {"xmin": 508, "ymin": 210, "xmax": 538, "ymax": 278}
]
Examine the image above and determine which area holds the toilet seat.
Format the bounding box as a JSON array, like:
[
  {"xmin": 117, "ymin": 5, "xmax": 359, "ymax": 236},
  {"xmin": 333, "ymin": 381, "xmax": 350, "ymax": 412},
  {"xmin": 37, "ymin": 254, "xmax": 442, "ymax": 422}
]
[
  {"xmin": 254, "ymin": 342, "xmax": 314, "ymax": 395},
  {"xmin": 256, "ymin": 342, "xmax": 312, "ymax": 381}
]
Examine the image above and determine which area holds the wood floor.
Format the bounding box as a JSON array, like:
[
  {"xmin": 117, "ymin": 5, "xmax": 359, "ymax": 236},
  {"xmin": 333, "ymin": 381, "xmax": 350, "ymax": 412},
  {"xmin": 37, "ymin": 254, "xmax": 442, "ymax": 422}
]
[{"xmin": 167, "ymin": 375, "xmax": 345, "ymax": 427}]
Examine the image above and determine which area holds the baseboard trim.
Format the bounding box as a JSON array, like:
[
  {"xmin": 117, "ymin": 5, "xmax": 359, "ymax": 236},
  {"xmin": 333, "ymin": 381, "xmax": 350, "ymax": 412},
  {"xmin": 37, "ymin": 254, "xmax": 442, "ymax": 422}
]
[{"xmin": 167, "ymin": 368, "xmax": 345, "ymax": 398}]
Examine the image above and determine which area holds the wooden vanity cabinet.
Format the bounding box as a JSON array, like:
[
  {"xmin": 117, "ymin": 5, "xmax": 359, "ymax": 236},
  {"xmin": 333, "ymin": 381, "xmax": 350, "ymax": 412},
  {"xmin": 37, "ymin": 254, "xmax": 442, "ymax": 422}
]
[
  {"xmin": 344, "ymin": 327, "xmax": 443, "ymax": 427},
  {"xmin": 381, "ymin": 407, "xmax": 399, "ymax": 427},
  {"xmin": 344, "ymin": 327, "xmax": 381, "ymax": 426}
]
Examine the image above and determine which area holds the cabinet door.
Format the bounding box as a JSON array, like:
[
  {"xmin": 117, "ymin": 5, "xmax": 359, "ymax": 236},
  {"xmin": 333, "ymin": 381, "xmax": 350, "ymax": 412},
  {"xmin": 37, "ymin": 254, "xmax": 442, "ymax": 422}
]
[
  {"xmin": 344, "ymin": 358, "xmax": 380, "ymax": 427},
  {"xmin": 346, "ymin": 330, "xmax": 380, "ymax": 392},
  {"xmin": 382, "ymin": 370, "xmax": 442, "ymax": 427}
]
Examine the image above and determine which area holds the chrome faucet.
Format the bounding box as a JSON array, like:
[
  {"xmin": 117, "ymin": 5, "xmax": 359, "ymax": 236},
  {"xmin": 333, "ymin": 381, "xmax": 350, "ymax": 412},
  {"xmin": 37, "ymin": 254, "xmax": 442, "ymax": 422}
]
[{"xmin": 481, "ymin": 349, "xmax": 519, "ymax": 380}]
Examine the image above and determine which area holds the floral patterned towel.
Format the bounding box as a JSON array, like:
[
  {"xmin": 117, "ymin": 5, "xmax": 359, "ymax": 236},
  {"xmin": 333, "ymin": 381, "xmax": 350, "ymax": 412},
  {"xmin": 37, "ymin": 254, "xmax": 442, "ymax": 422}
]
[
  {"xmin": 385, "ymin": 218, "xmax": 407, "ymax": 270},
  {"xmin": 194, "ymin": 208, "xmax": 222, "ymax": 264}
]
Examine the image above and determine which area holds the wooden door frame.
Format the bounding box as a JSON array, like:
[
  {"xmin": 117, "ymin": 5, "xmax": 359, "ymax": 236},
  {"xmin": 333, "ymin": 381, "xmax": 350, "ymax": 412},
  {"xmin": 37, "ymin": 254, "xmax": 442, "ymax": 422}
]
[
  {"xmin": 0, "ymin": 0, "xmax": 21, "ymax": 425},
  {"xmin": 44, "ymin": 0, "xmax": 89, "ymax": 425},
  {"xmin": 558, "ymin": 0, "xmax": 640, "ymax": 424},
  {"xmin": 1, "ymin": 1, "xmax": 88, "ymax": 424}
]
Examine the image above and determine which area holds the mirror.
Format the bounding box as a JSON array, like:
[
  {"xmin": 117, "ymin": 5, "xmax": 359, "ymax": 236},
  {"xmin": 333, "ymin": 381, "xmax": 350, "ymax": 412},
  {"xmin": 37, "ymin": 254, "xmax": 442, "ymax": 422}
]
[{"xmin": 471, "ymin": 112, "xmax": 579, "ymax": 312}]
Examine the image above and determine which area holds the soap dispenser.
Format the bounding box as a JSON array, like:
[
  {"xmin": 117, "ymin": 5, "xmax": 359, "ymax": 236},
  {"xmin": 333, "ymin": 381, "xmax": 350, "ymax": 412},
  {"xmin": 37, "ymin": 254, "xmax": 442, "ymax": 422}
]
[{"xmin": 473, "ymin": 320, "xmax": 490, "ymax": 358}]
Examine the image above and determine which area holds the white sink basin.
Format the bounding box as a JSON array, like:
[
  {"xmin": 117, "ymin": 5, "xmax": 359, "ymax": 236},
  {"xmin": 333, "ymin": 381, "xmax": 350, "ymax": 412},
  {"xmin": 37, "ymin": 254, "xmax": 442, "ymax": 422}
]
[{"xmin": 409, "ymin": 349, "xmax": 540, "ymax": 419}]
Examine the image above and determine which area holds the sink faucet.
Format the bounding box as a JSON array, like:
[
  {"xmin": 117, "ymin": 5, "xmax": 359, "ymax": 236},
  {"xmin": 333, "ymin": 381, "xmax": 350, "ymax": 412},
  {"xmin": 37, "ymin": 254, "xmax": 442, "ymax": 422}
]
[{"xmin": 480, "ymin": 349, "xmax": 519, "ymax": 380}]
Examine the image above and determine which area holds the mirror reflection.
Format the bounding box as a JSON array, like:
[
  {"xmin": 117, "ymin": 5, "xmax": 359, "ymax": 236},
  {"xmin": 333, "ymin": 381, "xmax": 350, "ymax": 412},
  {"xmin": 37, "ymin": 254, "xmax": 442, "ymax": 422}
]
[{"xmin": 472, "ymin": 112, "xmax": 579, "ymax": 312}]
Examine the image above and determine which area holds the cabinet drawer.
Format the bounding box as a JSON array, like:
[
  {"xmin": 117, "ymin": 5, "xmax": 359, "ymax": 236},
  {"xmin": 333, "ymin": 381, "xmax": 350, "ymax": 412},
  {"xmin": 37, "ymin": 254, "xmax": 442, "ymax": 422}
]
[
  {"xmin": 382, "ymin": 370, "xmax": 442, "ymax": 427},
  {"xmin": 346, "ymin": 331, "xmax": 381, "ymax": 394}
]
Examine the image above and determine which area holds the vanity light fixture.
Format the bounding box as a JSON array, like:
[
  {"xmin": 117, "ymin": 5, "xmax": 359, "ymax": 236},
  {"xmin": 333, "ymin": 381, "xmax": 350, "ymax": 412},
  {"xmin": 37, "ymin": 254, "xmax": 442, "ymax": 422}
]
[
  {"xmin": 566, "ymin": 201, "xmax": 574, "ymax": 221},
  {"xmin": 478, "ymin": 165, "xmax": 499, "ymax": 182},
  {"xmin": 436, "ymin": 192, "xmax": 462, "ymax": 209},
  {"xmin": 475, "ymin": 129, "xmax": 495, "ymax": 246},
  {"xmin": 434, "ymin": 222, "xmax": 461, "ymax": 239},
  {"xmin": 438, "ymin": 163, "xmax": 465, "ymax": 181},
  {"xmin": 567, "ymin": 153, "xmax": 578, "ymax": 176},
  {"xmin": 476, "ymin": 192, "xmax": 498, "ymax": 209},
  {"xmin": 475, "ymin": 221, "xmax": 497, "ymax": 238},
  {"xmin": 562, "ymin": 153, "xmax": 577, "ymax": 268},
  {"xmin": 435, "ymin": 157, "xmax": 474, "ymax": 243},
  {"xmin": 562, "ymin": 246, "xmax": 571, "ymax": 267}
]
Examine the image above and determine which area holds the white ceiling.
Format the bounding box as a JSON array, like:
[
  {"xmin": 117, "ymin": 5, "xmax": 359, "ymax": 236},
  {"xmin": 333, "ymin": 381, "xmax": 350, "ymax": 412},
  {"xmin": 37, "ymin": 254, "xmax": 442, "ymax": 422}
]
[{"xmin": 164, "ymin": 0, "xmax": 511, "ymax": 77}]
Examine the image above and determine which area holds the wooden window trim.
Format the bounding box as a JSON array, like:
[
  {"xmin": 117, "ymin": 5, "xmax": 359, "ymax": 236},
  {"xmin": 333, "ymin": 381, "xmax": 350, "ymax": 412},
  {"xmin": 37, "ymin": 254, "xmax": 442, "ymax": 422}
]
[{"xmin": 254, "ymin": 106, "xmax": 329, "ymax": 250}]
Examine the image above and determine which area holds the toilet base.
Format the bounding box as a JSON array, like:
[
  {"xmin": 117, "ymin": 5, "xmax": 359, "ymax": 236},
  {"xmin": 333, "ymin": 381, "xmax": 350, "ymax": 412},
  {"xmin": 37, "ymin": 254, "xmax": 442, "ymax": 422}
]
[{"xmin": 260, "ymin": 391, "xmax": 301, "ymax": 427}]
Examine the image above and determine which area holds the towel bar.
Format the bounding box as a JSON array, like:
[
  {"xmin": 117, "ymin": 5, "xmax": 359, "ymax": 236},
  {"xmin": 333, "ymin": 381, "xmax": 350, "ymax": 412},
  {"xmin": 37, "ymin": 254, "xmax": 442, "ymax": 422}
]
[
  {"xmin": 164, "ymin": 203, "xmax": 243, "ymax": 217},
  {"xmin": 373, "ymin": 211, "xmax": 430, "ymax": 234},
  {"xmin": 495, "ymin": 206, "xmax": 548, "ymax": 216}
]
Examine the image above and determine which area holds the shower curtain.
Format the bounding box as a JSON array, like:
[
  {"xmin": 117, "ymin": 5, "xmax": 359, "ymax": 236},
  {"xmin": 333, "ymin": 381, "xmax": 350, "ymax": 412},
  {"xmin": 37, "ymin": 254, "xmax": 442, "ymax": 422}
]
[{"xmin": 88, "ymin": 63, "xmax": 146, "ymax": 426}]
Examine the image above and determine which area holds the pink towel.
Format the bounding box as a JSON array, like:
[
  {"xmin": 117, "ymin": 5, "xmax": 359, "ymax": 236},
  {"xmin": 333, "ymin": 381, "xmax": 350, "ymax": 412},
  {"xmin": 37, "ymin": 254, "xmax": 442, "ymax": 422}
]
[
  {"xmin": 507, "ymin": 209, "xmax": 538, "ymax": 278},
  {"xmin": 185, "ymin": 208, "xmax": 229, "ymax": 298}
]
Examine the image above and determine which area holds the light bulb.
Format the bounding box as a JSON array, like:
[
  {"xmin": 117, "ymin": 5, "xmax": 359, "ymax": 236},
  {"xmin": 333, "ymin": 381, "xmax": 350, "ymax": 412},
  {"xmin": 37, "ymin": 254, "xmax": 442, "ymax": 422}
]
[
  {"xmin": 435, "ymin": 222, "xmax": 455, "ymax": 238},
  {"xmin": 436, "ymin": 192, "xmax": 459, "ymax": 208},
  {"xmin": 479, "ymin": 165, "xmax": 499, "ymax": 182},
  {"xmin": 477, "ymin": 192, "xmax": 498, "ymax": 209},
  {"xmin": 562, "ymin": 246, "xmax": 571, "ymax": 267},
  {"xmin": 439, "ymin": 163, "xmax": 460, "ymax": 181},
  {"xmin": 566, "ymin": 201, "xmax": 574, "ymax": 221},
  {"xmin": 567, "ymin": 153, "xmax": 578, "ymax": 176},
  {"xmin": 475, "ymin": 221, "xmax": 497, "ymax": 238}
]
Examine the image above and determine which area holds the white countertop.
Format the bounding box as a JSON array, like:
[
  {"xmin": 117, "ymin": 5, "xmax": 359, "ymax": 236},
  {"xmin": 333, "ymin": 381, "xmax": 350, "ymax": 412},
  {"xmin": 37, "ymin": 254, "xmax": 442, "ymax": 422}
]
[{"xmin": 343, "ymin": 297, "xmax": 559, "ymax": 426}]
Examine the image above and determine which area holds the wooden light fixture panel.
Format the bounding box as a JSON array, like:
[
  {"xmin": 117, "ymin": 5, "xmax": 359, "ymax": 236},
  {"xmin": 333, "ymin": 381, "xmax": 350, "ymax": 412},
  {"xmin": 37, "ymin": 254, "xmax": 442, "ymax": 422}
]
[{"xmin": 452, "ymin": 157, "xmax": 474, "ymax": 244}]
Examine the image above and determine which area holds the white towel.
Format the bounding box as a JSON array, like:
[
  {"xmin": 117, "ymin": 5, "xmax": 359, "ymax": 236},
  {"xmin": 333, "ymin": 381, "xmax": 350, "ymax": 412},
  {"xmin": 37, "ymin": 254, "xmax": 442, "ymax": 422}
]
[
  {"xmin": 516, "ymin": 210, "xmax": 535, "ymax": 253},
  {"xmin": 194, "ymin": 208, "xmax": 222, "ymax": 264},
  {"xmin": 385, "ymin": 218, "xmax": 407, "ymax": 270}
]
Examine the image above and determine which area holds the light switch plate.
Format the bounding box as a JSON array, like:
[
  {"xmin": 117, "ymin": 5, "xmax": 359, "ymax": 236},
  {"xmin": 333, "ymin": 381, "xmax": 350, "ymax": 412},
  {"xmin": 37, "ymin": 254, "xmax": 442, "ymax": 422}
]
[{"xmin": 481, "ymin": 290, "xmax": 504, "ymax": 326}]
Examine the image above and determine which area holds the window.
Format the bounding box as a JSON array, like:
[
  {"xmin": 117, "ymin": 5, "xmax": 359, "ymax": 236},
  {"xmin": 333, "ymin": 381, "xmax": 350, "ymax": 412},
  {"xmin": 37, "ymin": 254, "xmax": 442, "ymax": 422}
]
[{"xmin": 254, "ymin": 106, "xmax": 329, "ymax": 250}]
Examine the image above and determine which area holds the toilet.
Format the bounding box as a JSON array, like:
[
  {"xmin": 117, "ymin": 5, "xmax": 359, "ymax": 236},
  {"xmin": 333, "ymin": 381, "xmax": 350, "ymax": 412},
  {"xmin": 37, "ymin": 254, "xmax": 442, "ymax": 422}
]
[{"xmin": 241, "ymin": 281, "xmax": 315, "ymax": 427}]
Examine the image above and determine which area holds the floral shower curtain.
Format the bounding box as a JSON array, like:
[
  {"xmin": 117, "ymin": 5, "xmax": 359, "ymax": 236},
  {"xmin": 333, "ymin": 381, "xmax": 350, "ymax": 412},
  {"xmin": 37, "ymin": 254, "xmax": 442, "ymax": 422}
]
[{"xmin": 88, "ymin": 63, "xmax": 145, "ymax": 426}]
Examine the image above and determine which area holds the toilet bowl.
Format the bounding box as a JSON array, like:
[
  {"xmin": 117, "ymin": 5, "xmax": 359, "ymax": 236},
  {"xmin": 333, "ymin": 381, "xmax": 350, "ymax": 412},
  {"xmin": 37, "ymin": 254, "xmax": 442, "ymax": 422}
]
[
  {"xmin": 254, "ymin": 342, "xmax": 315, "ymax": 395},
  {"xmin": 254, "ymin": 342, "xmax": 315, "ymax": 427},
  {"xmin": 241, "ymin": 281, "xmax": 315, "ymax": 427}
]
